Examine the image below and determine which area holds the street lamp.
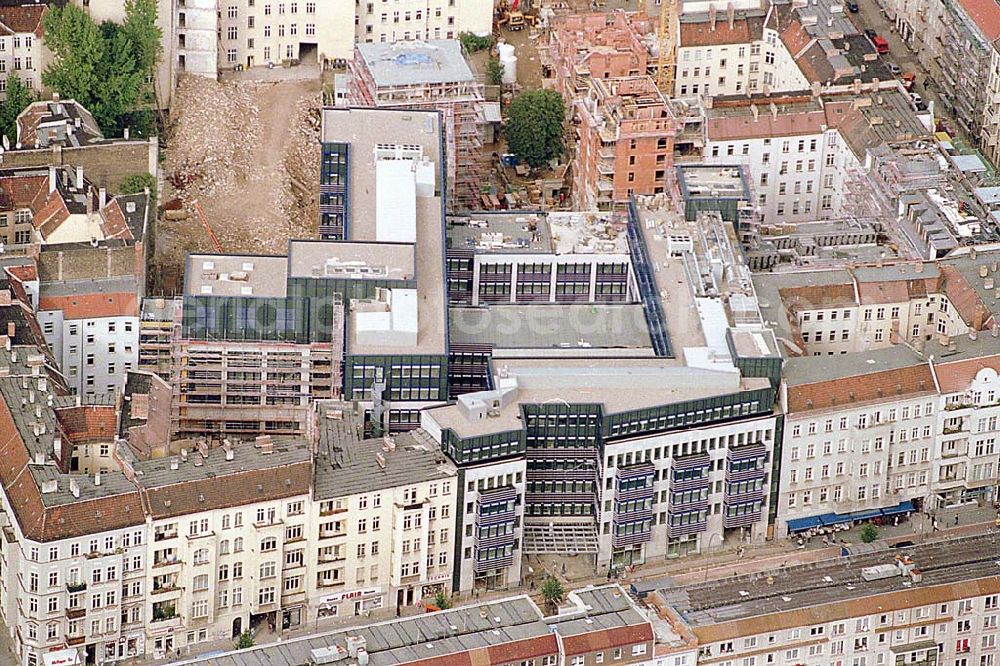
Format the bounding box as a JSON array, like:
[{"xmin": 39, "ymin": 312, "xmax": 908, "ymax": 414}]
[{"xmin": 703, "ymin": 532, "xmax": 725, "ymax": 582}]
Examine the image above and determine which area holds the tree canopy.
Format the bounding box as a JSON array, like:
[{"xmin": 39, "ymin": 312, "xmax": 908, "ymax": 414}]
[
  {"xmin": 42, "ymin": 0, "xmax": 161, "ymax": 135},
  {"xmin": 0, "ymin": 74, "xmax": 36, "ymax": 145},
  {"xmin": 504, "ymin": 89, "xmax": 565, "ymax": 169}
]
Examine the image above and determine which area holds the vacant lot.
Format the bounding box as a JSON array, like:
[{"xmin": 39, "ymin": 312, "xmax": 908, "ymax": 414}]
[{"xmin": 157, "ymin": 75, "xmax": 321, "ymax": 290}]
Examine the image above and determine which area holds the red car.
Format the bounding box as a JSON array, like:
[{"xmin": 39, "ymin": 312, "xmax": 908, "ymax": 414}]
[{"xmin": 872, "ymin": 35, "xmax": 889, "ymax": 54}]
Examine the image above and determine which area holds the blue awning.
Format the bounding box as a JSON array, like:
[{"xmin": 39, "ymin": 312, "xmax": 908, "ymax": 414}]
[
  {"xmin": 820, "ymin": 513, "xmax": 852, "ymax": 526},
  {"xmin": 880, "ymin": 501, "xmax": 916, "ymax": 517},
  {"xmin": 849, "ymin": 509, "xmax": 883, "ymax": 522},
  {"xmin": 786, "ymin": 515, "xmax": 824, "ymax": 532}
]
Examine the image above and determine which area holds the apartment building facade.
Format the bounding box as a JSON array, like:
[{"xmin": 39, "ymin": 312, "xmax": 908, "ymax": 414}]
[
  {"xmin": 755, "ymin": 252, "xmax": 1000, "ymax": 536},
  {"xmin": 0, "ymin": 4, "xmax": 48, "ymax": 102}
]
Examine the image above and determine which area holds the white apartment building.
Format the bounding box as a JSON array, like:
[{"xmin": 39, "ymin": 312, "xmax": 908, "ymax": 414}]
[
  {"xmin": 38, "ymin": 278, "xmax": 141, "ymax": 397},
  {"xmin": 0, "ymin": 4, "xmax": 49, "ymax": 102},
  {"xmin": 934, "ymin": 356, "xmax": 1000, "ymax": 506},
  {"xmin": 702, "ymin": 99, "xmax": 845, "ymax": 223},
  {"xmin": 779, "ymin": 353, "xmax": 939, "ymax": 536},
  {"xmin": 675, "ymin": 12, "xmax": 809, "ymax": 99},
  {"xmin": 354, "ymin": 0, "xmax": 492, "ymax": 45},
  {"xmin": 755, "ymin": 253, "xmax": 999, "ymax": 537},
  {"xmin": 310, "ymin": 413, "xmax": 458, "ymax": 617},
  {"xmin": 139, "ymin": 441, "xmax": 312, "ymax": 657}
]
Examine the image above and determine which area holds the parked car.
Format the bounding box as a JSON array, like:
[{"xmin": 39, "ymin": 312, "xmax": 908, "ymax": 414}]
[
  {"xmin": 901, "ymin": 72, "xmax": 916, "ymax": 91},
  {"xmin": 864, "ymin": 28, "xmax": 877, "ymax": 40},
  {"xmin": 846, "ymin": 0, "xmax": 859, "ymax": 11},
  {"xmin": 909, "ymin": 92, "xmax": 926, "ymax": 110},
  {"xmin": 886, "ymin": 62, "xmax": 901, "ymax": 76},
  {"xmin": 872, "ymin": 35, "xmax": 890, "ymax": 54}
]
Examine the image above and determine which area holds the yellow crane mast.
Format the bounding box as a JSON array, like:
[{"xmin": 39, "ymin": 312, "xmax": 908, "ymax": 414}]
[{"xmin": 636, "ymin": 0, "xmax": 677, "ymax": 94}]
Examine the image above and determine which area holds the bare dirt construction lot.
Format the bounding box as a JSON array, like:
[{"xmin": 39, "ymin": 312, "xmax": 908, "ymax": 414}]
[{"xmin": 157, "ymin": 75, "xmax": 321, "ymax": 290}]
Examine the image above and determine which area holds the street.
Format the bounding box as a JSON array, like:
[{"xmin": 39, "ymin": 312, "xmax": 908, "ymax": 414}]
[{"xmin": 851, "ymin": 0, "xmax": 973, "ymax": 148}]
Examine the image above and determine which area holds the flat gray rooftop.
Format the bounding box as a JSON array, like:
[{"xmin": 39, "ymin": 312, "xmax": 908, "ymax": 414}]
[
  {"xmin": 184, "ymin": 254, "xmax": 288, "ymax": 298},
  {"xmin": 665, "ymin": 533, "xmax": 1000, "ymax": 628},
  {"xmin": 447, "ymin": 213, "xmax": 553, "ymax": 253},
  {"xmin": 288, "ymin": 240, "xmax": 416, "ymax": 281},
  {"xmin": 133, "ymin": 438, "xmax": 311, "ymax": 489},
  {"xmin": 178, "ymin": 595, "xmax": 545, "ymax": 666},
  {"xmin": 321, "ymin": 108, "xmax": 447, "ymax": 355},
  {"xmin": 449, "ymin": 304, "xmax": 653, "ymax": 351},
  {"xmin": 357, "ymin": 40, "xmax": 475, "ymax": 88},
  {"xmin": 314, "ymin": 405, "xmax": 454, "ymax": 500},
  {"xmin": 782, "ymin": 344, "xmax": 926, "ymax": 386}
]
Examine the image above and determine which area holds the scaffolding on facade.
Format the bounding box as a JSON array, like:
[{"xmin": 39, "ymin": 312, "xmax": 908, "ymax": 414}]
[{"xmin": 348, "ymin": 43, "xmax": 489, "ymax": 211}]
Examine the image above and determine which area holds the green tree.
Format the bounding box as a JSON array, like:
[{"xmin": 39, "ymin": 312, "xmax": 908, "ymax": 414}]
[
  {"xmin": 504, "ymin": 89, "xmax": 565, "ymax": 169},
  {"xmin": 459, "ymin": 32, "xmax": 493, "ymax": 53},
  {"xmin": 859, "ymin": 523, "xmax": 880, "ymax": 543},
  {"xmin": 120, "ymin": 172, "xmax": 157, "ymax": 195},
  {"xmin": 433, "ymin": 590, "xmax": 452, "ymax": 610},
  {"xmin": 123, "ymin": 0, "xmax": 162, "ymax": 75},
  {"xmin": 41, "ymin": 5, "xmax": 106, "ymax": 108},
  {"xmin": 234, "ymin": 631, "xmax": 254, "ymax": 650},
  {"xmin": 486, "ymin": 58, "xmax": 504, "ymax": 86},
  {"xmin": 541, "ymin": 577, "xmax": 565, "ymax": 609},
  {"xmin": 42, "ymin": 0, "xmax": 160, "ymax": 135},
  {"xmin": 0, "ymin": 74, "xmax": 36, "ymax": 145}
]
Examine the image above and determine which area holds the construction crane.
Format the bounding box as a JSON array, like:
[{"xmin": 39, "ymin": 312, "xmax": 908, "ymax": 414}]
[
  {"xmin": 191, "ymin": 199, "xmax": 224, "ymax": 253},
  {"xmin": 637, "ymin": 0, "xmax": 677, "ymax": 94}
]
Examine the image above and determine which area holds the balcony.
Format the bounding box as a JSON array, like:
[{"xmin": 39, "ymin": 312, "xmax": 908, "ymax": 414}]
[
  {"xmin": 66, "ymin": 634, "xmax": 86, "ymax": 646},
  {"xmin": 154, "ymin": 529, "xmax": 178, "ymax": 542},
  {"xmin": 66, "ymin": 581, "xmax": 86, "ymax": 593},
  {"xmin": 65, "ymin": 607, "xmax": 86, "ymax": 620},
  {"xmin": 152, "ymin": 556, "xmax": 181, "ymax": 568}
]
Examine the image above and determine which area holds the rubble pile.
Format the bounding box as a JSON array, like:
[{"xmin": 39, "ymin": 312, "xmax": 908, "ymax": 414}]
[{"xmin": 157, "ymin": 75, "xmax": 321, "ymax": 280}]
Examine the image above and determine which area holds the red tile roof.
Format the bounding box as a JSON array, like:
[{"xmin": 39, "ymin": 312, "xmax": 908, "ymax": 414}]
[
  {"xmin": 487, "ymin": 635, "xmax": 558, "ymax": 663},
  {"xmin": 100, "ymin": 199, "xmax": 135, "ymax": 242},
  {"xmin": 933, "ymin": 355, "xmax": 1000, "ymax": 394},
  {"xmin": 54, "ymin": 405, "xmax": 118, "ymax": 444},
  {"xmin": 786, "ymin": 364, "xmax": 935, "ymax": 413},
  {"xmin": 0, "ymin": 397, "xmax": 145, "ymax": 542},
  {"xmin": 38, "ymin": 291, "xmax": 139, "ymax": 320},
  {"xmin": 954, "ymin": 0, "xmax": 1000, "ymax": 41},
  {"xmin": 679, "ymin": 16, "xmax": 764, "ymax": 47},
  {"xmin": 32, "ymin": 188, "xmax": 70, "ymax": 238},
  {"xmin": 561, "ymin": 623, "xmax": 653, "ymax": 656},
  {"xmin": 938, "ymin": 265, "xmax": 991, "ymax": 329},
  {"xmin": 0, "ymin": 174, "xmax": 49, "ymax": 213},
  {"xmin": 143, "ymin": 460, "xmax": 313, "ymax": 519},
  {"xmin": 0, "ymin": 4, "xmax": 46, "ymax": 37}
]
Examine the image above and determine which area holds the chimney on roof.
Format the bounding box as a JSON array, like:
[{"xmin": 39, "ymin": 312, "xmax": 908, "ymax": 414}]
[
  {"xmin": 915, "ymin": 261, "xmax": 923, "ymax": 273},
  {"xmin": 728, "ymin": 1, "xmax": 735, "ymax": 29},
  {"xmin": 94, "ymin": 472, "xmax": 101, "ymax": 486},
  {"xmin": 769, "ymin": 102, "xmax": 778, "ymax": 118},
  {"xmin": 170, "ymin": 458, "xmax": 179, "ymax": 470},
  {"xmin": 52, "ymin": 92, "xmax": 59, "ymax": 102},
  {"xmin": 33, "ymin": 451, "xmax": 43, "ymax": 464},
  {"xmin": 123, "ymin": 127, "xmax": 130, "ymax": 140},
  {"xmin": 74, "ymin": 116, "xmax": 81, "ymax": 129},
  {"xmin": 48, "ymin": 166, "xmax": 57, "ymax": 194},
  {"xmin": 86, "ymin": 187, "xmax": 93, "ymax": 216},
  {"xmin": 225, "ymin": 448, "xmax": 234, "ymax": 461},
  {"xmin": 69, "ymin": 477, "xmax": 79, "ymax": 499},
  {"xmin": 0, "ymin": 290, "xmax": 11, "ymax": 307},
  {"xmin": 53, "ymin": 435, "xmax": 61, "ymax": 459},
  {"xmin": 75, "ymin": 166, "xmax": 83, "ymax": 190},
  {"xmin": 709, "ymin": 4, "xmax": 717, "ymax": 30},
  {"xmin": 41, "ymin": 479, "xmax": 57, "ymax": 494},
  {"xmin": 750, "ymin": 104, "xmax": 759, "ymax": 121},
  {"xmin": 98, "ymin": 187, "xmax": 106, "ymax": 210}
]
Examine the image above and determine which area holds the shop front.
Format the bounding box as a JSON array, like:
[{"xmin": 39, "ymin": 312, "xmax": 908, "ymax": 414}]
[{"xmin": 317, "ymin": 586, "xmax": 385, "ymax": 619}]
